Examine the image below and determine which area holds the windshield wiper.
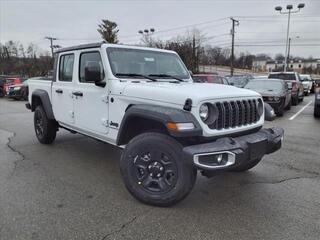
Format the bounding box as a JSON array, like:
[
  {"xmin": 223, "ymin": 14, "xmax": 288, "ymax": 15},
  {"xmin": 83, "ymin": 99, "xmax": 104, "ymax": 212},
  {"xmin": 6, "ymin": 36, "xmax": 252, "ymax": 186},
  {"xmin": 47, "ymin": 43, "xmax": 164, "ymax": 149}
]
[
  {"xmin": 148, "ymin": 74, "xmax": 184, "ymax": 82},
  {"xmin": 115, "ymin": 73, "xmax": 157, "ymax": 82}
]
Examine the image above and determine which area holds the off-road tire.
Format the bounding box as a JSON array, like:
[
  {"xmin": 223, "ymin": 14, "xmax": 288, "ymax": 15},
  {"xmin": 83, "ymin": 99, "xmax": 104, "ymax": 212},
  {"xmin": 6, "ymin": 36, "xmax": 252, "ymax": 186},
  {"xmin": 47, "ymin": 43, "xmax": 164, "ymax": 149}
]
[
  {"xmin": 120, "ymin": 132, "xmax": 197, "ymax": 207},
  {"xmin": 231, "ymin": 158, "xmax": 262, "ymax": 172},
  {"xmin": 34, "ymin": 105, "xmax": 57, "ymax": 144}
]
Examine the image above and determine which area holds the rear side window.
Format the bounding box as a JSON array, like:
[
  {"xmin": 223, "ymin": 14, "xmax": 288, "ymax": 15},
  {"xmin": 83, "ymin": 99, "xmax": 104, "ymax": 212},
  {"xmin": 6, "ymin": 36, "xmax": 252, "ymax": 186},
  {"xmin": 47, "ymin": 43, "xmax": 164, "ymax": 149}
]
[
  {"xmin": 79, "ymin": 51, "xmax": 104, "ymax": 83},
  {"xmin": 59, "ymin": 54, "xmax": 74, "ymax": 82}
]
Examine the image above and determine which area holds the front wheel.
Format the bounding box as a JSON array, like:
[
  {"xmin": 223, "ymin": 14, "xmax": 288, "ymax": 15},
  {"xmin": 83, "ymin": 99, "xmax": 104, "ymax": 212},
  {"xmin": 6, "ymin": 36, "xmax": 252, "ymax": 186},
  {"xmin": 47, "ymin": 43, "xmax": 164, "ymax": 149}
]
[
  {"xmin": 120, "ymin": 132, "xmax": 197, "ymax": 207},
  {"xmin": 34, "ymin": 105, "xmax": 57, "ymax": 144}
]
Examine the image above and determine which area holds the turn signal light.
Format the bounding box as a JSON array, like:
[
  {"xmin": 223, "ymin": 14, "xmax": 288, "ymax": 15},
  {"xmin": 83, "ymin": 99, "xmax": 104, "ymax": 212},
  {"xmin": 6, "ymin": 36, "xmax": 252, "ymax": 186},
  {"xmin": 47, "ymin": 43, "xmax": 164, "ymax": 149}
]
[{"xmin": 166, "ymin": 122, "xmax": 195, "ymax": 131}]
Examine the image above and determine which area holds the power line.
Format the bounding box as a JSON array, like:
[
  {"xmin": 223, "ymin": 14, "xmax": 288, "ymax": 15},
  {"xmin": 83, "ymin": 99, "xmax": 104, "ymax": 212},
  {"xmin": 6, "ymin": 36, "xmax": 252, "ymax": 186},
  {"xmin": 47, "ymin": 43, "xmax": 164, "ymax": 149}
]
[
  {"xmin": 119, "ymin": 17, "xmax": 229, "ymax": 39},
  {"xmin": 235, "ymin": 44, "xmax": 320, "ymax": 47}
]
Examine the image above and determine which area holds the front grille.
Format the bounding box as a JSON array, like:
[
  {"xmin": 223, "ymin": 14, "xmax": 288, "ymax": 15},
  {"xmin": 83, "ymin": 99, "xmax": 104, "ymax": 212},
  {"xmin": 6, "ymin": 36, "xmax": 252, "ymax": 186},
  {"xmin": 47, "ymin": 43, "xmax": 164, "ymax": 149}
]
[{"xmin": 208, "ymin": 99, "xmax": 261, "ymax": 130}]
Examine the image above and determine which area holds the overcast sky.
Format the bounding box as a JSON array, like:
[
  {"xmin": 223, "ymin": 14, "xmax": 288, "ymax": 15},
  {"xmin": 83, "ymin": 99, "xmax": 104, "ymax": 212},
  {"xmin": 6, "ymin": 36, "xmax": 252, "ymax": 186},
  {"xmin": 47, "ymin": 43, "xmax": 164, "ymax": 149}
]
[{"xmin": 1, "ymin": 0, "xmax": 319, "ymax": 58}]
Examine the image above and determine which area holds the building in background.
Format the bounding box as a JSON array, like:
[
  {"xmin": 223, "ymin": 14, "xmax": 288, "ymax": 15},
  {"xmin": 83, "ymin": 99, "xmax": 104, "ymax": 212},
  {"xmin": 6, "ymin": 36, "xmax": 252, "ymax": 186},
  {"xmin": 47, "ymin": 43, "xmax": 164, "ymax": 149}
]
[
  {"xmin": 253, "ymin": 58, "xmax": 320, "ymax": 74},
  {"xmin": 252, "ymin": 56, "xmax": 271, "ymax": 72}
]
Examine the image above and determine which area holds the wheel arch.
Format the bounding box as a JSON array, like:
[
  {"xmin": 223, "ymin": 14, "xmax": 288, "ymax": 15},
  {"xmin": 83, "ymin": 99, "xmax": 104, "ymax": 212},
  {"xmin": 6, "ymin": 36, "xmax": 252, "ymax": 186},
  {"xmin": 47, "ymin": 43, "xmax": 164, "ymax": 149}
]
[
  {"xmin": 31, "ymin": 89, "xmax": 55, "ymax": 120},
  {"xmin": 116, "ymin": 104, "xmax": 202, "ymax": 146}
]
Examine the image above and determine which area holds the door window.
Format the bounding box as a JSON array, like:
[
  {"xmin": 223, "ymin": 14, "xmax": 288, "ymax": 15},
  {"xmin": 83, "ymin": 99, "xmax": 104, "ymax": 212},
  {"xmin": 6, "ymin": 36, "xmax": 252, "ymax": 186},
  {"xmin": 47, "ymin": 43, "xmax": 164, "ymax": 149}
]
[
  {"xmin": 59, "ymin": 54, "xmax": 74, "ymax": 82},
  {"xmin": 79, "ymin": 51, "xmax": 104, "ymax": 83}
]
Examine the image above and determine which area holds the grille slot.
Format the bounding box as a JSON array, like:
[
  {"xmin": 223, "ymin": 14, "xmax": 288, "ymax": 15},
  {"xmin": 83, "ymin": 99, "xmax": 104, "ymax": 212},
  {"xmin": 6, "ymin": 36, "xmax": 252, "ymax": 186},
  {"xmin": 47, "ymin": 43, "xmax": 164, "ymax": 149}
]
[{"xmin": 208, "ymin": 99, "xmax": 261, "ymax": 130}]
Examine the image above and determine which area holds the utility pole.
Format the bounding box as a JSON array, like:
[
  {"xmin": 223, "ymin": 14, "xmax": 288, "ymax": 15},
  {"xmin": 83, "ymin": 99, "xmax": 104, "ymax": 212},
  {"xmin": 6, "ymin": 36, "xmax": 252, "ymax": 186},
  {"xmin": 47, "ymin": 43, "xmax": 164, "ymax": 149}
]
[
  {"xmin": 192, "ymin": 34, "xmax": 196, "ymax": 73},
  {"xmin": 45, "ymin": 36, "xmax": 58, "ymax": 57},
  {"xmin": 230, "ymin": 18, "xmax": 239, "ymax": 76}
]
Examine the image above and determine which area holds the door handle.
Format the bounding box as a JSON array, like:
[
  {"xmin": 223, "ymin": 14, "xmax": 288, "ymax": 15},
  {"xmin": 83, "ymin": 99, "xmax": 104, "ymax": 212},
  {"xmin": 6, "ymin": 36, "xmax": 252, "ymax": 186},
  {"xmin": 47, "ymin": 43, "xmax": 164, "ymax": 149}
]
[
  {"xmin": 55, "ymin": 89, "xmax": 63, "ymax": 94},
  {"xmin": 72, "ymin": 91, "xmax": 83, "ymax": 97}
]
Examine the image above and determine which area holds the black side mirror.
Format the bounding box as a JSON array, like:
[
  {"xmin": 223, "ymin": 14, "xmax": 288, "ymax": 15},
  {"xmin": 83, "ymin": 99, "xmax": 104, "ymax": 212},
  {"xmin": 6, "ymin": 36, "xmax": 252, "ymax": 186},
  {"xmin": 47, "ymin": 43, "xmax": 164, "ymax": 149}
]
[
  {"xmin": 84, "ymin": 62, "xmax": 105, "ymax": 87},
  {"xmin": 264, "ymin": 103, "xmax": 276, "ymax": 121}
]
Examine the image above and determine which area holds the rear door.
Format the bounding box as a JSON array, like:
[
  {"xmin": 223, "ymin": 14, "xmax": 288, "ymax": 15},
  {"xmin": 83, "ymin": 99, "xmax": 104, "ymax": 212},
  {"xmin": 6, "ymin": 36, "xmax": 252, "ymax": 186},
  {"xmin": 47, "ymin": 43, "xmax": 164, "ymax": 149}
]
[
  {"xmin": 52, "ymin": 53, "xmax": 75, "ymax": 125},
  {"xmin": 73, "ymin": 50, "xmax": 109, "ymax": 135}
]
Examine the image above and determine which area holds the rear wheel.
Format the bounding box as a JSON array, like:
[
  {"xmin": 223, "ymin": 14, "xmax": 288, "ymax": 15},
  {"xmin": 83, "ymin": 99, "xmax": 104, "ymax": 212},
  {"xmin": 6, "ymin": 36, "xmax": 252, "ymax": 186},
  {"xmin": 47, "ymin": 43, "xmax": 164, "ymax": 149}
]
[
  {"xmin": 120, "ymin": 132, "xmax": 197, "ymax": 207},
  {"xmin": 34, "ymin": 105, "xmax": 57, "ymax": 144}
]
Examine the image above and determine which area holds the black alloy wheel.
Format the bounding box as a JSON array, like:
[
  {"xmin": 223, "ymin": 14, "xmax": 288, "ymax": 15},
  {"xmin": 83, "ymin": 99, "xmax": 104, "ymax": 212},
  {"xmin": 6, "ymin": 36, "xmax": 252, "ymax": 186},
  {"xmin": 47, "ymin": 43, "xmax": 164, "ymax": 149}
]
[{"xmin": 120, "ymin": 132, "xmax": 197, "ymax": 207}]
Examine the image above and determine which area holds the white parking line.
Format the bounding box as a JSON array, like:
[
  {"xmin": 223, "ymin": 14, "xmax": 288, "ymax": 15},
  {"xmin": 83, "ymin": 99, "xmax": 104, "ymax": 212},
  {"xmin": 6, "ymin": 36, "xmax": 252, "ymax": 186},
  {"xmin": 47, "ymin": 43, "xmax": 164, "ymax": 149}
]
[{"xmin": 289, "ymin": 100, "xmax": 313, "ymax": 120}]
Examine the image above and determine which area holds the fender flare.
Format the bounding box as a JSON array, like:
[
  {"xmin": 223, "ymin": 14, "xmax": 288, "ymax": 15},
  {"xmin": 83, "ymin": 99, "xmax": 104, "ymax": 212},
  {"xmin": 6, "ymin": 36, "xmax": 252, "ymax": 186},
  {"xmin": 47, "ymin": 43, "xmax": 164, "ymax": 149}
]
[
  {"xmin": 31, "ymin": 89, "xmax": 55, "ymax": 120},
  {"xmin": 116, "ymin": 104, "xmax": 202, "ymax": 145}
]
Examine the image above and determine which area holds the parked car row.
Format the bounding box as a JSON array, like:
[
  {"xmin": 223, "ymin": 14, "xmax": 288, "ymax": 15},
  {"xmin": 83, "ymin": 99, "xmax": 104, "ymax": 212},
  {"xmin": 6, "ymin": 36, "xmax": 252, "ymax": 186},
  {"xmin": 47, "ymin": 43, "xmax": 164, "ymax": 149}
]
[
  {"xmin": 244, "ymin": 78, "xmax": 291, "ymax": 116},
  {"xmin": 192, "ymin": 74, "xmax": 229, "ymax": 85},
  {"xmin": 268, "ymin": 72, "xmax": 304, "ymax": 106},
  {"xmin": 0, "ymin": 76, "xmax": 52, "ymax": 101},
  {"xmin": 192, "ymin": 71, "xmax": 316, "ymax": 118}
]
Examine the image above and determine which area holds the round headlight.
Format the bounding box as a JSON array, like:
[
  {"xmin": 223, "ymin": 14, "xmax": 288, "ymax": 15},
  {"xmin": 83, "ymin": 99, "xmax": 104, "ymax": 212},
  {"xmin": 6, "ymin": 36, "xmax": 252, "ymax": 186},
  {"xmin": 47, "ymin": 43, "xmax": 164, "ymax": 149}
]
[{"xmin": 199, "ymin": 104, "xmax": 209, "ymax": 121}]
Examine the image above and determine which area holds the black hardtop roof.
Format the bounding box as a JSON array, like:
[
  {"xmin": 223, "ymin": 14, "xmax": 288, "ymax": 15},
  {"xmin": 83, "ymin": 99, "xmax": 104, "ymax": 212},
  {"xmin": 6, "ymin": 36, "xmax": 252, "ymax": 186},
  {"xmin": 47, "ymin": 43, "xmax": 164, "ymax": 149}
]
[{"xmin": 54, "ymin": 42, "xmax": 105, "ymax": 54}]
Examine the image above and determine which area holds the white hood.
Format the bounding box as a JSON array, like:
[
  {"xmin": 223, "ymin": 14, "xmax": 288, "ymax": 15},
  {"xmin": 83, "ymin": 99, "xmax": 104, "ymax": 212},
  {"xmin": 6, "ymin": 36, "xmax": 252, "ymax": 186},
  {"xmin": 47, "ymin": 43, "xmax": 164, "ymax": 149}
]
[{"xmin": 122, "ymin": 82, "xmax": 261, "ymax": 106}]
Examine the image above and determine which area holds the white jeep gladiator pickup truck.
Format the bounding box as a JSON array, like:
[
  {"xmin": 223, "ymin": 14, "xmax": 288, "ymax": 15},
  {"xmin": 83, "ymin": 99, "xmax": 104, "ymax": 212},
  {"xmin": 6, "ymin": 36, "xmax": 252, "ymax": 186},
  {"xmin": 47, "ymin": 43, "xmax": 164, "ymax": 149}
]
[{"xmin": 26, "ymin": 42, "xmax": 284, "ymax": 206}]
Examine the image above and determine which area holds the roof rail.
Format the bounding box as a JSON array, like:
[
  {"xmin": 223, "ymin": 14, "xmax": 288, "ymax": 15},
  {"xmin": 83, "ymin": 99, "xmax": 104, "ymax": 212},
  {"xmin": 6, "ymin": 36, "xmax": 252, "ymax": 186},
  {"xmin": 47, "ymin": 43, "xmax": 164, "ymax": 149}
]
[{"xmin": 54, "ymin": 41, "xmax": 107, "ymax": 53}]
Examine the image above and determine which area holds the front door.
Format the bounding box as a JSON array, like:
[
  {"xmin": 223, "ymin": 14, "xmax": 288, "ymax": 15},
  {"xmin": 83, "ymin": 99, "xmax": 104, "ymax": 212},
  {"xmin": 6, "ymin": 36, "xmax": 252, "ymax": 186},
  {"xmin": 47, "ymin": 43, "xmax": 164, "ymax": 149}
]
[
  {"xmin": 52, "ymin": 53, "xmax": 75, "ymax": 125},
  {"xmin": 73, "ymin": 50, "xmax": 109, "ymax": 135}
]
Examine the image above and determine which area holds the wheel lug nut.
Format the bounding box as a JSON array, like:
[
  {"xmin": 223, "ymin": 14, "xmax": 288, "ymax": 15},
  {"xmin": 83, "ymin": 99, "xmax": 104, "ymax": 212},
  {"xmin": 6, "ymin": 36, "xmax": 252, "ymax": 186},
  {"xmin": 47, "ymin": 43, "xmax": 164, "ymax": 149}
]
[
  {"xmin": 160, "ymin": 167, "xmax": 164, "ymax": 171},
  {"xmin": 157, "ymin": 173, "xmax": 161, "ymax": 177},
  {"xmin": 148, "ymin": 165, "xmax": 152, "ymax": 169},
  {"xmin": 150, "ymin": 173, "xmax": 153, "ymax": 177}
]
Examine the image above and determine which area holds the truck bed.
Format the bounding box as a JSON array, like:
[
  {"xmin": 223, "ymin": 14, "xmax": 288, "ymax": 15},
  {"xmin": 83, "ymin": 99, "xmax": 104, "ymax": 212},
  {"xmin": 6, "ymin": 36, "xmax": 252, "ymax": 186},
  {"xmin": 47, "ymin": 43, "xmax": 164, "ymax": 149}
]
[{"xmin": 28, "ymin": 79, "xmax": 52, "ymax": 103}]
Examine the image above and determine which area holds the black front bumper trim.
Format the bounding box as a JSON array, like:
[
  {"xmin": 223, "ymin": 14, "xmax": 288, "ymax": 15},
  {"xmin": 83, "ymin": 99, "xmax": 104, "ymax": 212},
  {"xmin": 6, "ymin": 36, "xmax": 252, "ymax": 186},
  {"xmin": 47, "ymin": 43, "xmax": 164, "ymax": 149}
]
[{"xmin": 183, "ymin": 127, "xmax": 284, "ymax": 171}]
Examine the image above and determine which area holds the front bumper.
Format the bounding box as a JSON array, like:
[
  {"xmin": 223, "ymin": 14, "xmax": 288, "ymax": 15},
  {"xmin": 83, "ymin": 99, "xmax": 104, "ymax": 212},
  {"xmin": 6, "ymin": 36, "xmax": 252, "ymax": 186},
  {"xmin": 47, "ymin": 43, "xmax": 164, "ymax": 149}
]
[
  {"xmin": 265, "ymin": 101, "xmax": 283, "ymax": 113},
  {"xmin": 183, "ymin": 127, "xmax": 284, "ymax": 172},
  {"xmin": 8, "ymin": 89, "xmax": 22, "ymax": 98}
]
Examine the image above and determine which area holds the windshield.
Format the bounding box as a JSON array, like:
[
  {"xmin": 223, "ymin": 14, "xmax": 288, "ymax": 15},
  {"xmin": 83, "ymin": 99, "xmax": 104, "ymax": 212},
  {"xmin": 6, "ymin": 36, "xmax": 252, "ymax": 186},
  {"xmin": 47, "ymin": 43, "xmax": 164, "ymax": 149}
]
[
  {"xmin": 245, "ymin": 80, "xmax": 283, "ymax": 93},
  {"xmin": 228, "ymin": 76, "xmax": 249, "ymax": 87},
  {"xmin": 269, "ymin": 73, "xmax": 296, "ymax": 81},
  {"xmin": 300, "ymin": 75, "xmax": 311, "ymax": 81},
  {"xmin": 106, "ymin": 47, "xmax": 189, "ymax": 80}
]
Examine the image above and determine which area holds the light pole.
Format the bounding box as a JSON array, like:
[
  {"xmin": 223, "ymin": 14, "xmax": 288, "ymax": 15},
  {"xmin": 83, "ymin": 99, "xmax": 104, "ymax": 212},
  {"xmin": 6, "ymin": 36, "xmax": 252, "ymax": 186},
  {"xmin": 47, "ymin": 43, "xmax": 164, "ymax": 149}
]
[
  {"xmin": 287, "ymin": 36, "xmax": 300, "ymax": 65},
  {"xmin": 138, "ymin": 28, "xmax": 155, "ymax": 46},
  {"xmin": 275, "ymin": 3, "xmax": 305, "ymax": 72}
]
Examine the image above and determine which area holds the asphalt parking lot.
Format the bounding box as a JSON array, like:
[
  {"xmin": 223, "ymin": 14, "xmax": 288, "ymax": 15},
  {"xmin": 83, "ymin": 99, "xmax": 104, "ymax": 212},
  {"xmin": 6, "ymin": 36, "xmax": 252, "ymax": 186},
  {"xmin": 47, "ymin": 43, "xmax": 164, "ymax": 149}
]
[{"xmin": 0, "ymin": 96, "xmax": 319, "ymax": 240}]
